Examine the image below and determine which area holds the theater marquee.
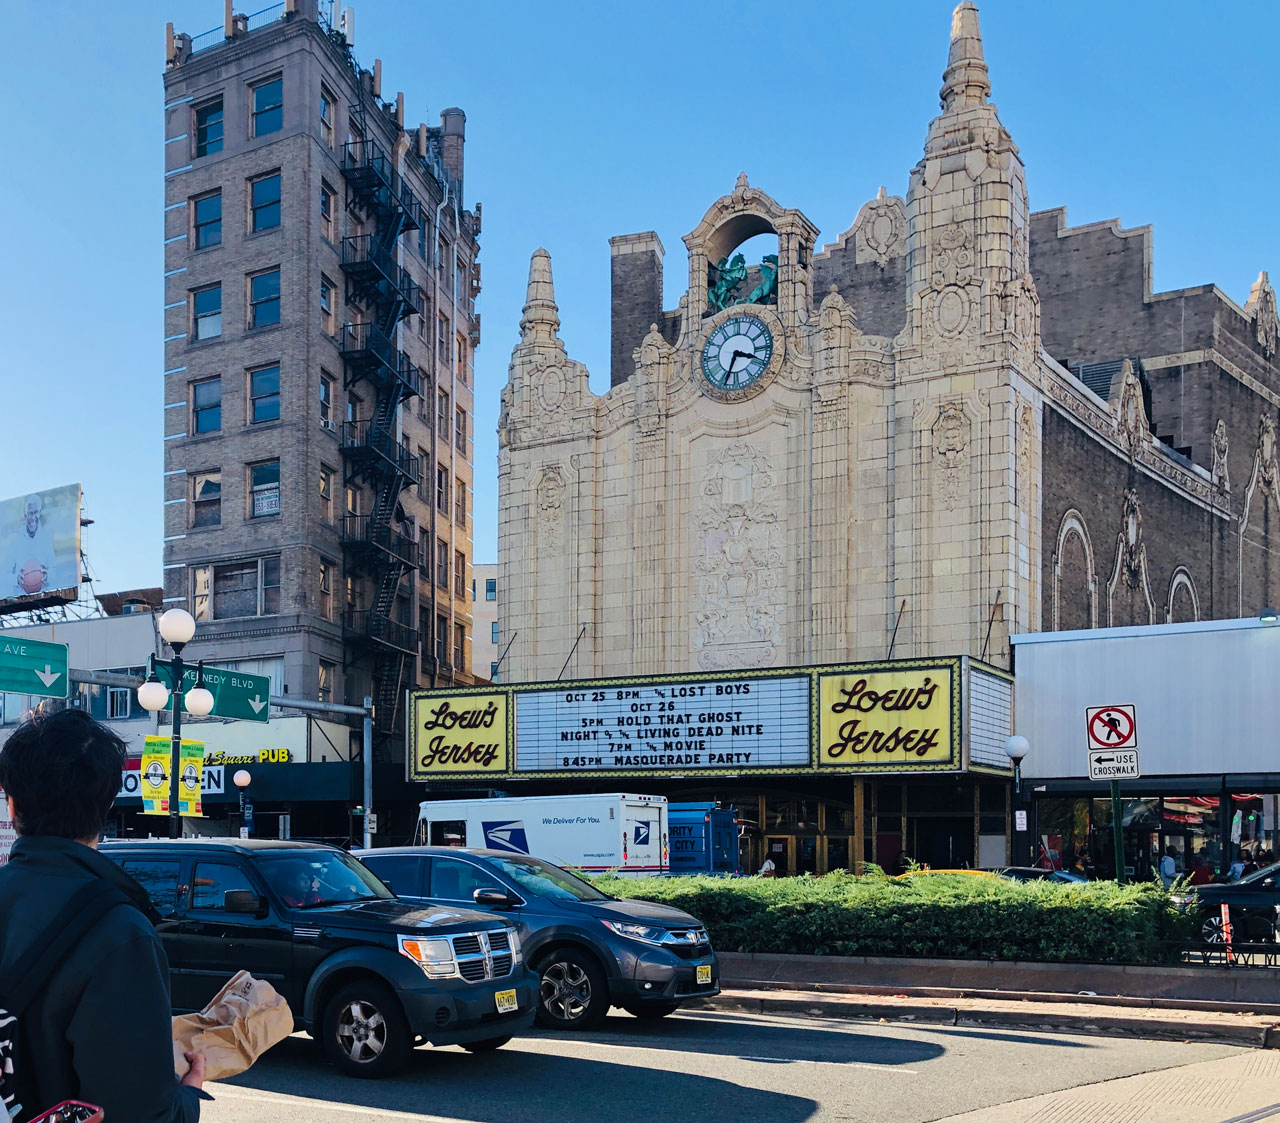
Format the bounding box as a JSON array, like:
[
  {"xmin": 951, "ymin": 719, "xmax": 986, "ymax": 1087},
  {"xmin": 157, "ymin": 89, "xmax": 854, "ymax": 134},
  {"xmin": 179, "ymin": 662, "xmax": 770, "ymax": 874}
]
[{"xmin": 407, "ymin": 657, "xmax": 1001, "ymax": 781}]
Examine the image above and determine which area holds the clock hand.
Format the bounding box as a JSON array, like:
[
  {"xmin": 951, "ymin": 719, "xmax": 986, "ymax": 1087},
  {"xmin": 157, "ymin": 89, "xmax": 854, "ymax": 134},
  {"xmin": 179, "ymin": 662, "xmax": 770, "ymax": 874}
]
[{"xmin": 727, "ymin": 349, "xmax": 752, "ymax": 373}]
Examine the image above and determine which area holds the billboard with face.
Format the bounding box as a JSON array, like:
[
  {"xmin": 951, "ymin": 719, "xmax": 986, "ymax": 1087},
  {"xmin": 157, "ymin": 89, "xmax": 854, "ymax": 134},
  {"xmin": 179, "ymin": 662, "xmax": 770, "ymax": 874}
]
[{"xmin": 0, "ymin": 484, "xmax": 82, "ymax": 614}]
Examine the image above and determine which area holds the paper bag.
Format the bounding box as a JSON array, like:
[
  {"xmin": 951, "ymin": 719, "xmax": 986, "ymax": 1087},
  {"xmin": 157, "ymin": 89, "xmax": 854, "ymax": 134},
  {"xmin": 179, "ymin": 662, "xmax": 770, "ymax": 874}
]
[{"xmin": 173, "ymin": 970, "xmax": 294, "ymax": 1082}]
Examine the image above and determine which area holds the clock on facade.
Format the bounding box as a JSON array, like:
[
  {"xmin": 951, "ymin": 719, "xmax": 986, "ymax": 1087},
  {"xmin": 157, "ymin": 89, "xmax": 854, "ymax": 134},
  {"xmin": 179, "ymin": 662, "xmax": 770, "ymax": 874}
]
[{"xmin": 700, "ymin": 314, "xmax": 774, "ymax": 392}]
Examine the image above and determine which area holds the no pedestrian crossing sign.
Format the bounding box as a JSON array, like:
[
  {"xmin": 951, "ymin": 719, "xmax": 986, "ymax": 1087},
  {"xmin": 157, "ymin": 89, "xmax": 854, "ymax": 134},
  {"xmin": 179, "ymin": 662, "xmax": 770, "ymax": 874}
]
[
  {"xmin": 1085, "ymin": 704, "xmax": 1139, "ymax": 780},
  {"xmin": 0, "ymin": 637, "xmax": 69, "ymax": 699}
]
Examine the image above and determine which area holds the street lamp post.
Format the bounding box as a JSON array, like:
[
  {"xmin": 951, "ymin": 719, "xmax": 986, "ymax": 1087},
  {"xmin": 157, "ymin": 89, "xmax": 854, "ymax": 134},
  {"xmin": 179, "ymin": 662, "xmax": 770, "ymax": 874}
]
[
  {"xmin": 233, "ymin": 769, "xmax": 252, "ymax": 838},
  {"xmin": 137, "ymin": 609, "xmax": 214, "ymax": 839},
  {"xmin": 1004, "ymin": 735, "xmax": 1031, "ymax": 865}
]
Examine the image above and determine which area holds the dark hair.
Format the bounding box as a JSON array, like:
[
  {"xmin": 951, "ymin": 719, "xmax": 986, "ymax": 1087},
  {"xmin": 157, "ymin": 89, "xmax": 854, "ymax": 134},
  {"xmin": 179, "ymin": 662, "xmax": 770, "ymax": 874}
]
[{"xmin": 0, "ymin": 709, "xmax": 126, "ymax": 839}]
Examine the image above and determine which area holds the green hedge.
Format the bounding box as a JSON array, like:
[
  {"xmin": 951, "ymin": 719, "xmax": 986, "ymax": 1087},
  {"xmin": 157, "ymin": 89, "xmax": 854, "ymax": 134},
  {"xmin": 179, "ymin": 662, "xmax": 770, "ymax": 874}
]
[{"xmin": 589, "ymin": 870, "xmax": 1193, "ymax": 965}]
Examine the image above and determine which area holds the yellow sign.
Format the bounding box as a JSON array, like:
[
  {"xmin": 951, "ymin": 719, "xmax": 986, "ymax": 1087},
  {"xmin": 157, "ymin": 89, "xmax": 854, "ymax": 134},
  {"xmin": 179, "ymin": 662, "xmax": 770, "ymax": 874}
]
[
  {"xmin": 409, "ymin": 692, "xmax": 507, "ymax": 780},
  {"xmin": 818, "ymin": 666, "xmax": 956, "ymax": 769},
  {"xmin": 141, "ymin": 736, "xmax": 205, "ymax": 817}
]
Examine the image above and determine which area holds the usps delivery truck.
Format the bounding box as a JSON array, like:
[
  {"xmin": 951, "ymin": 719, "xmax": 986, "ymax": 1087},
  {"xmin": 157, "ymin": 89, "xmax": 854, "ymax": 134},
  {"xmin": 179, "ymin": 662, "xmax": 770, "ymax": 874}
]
[{"xmin": 415, "ymin": 793, "xmax": 669, "ymax": 876}]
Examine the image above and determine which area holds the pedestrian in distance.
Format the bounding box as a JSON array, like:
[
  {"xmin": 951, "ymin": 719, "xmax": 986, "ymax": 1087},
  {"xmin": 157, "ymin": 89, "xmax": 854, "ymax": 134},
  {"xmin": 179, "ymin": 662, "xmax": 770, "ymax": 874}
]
[
  {"xmin": 0, "ymin": 709, "xmax": 210, "ymax": 1122},
  {"xmin": 1159, "ymin": 845, "xmax": 1178, "ymax": 889},
  {"xmin": 757, "ymin": 853, "xmax": 777, "ymax": 878}
]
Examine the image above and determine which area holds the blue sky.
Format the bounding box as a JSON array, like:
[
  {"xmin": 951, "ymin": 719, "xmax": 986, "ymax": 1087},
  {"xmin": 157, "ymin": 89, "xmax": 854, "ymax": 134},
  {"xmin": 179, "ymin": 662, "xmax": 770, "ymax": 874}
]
[{"xmin": 1, "ymin": 1, "xmax": 1276, "ymax": 591}]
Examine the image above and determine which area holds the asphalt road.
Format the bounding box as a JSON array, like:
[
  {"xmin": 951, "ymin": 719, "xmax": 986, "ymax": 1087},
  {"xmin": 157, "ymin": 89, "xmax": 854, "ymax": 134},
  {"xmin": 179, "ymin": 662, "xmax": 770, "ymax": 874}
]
[{"xmin": 201, "ymin": 1009, "xmax": 1245, "ymax": 1123}]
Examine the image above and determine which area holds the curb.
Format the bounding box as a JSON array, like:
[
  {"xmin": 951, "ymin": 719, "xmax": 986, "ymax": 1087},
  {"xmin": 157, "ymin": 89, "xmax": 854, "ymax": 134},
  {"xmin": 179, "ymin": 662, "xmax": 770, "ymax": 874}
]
[{"xmin": 692, "ymin": 990, "xmax": 1279, "ymax": 1048}]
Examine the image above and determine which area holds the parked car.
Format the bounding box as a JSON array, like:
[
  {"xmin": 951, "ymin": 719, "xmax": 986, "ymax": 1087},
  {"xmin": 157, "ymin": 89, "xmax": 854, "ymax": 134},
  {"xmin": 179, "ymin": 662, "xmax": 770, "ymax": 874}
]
[
  {"xmin": 1174, "ymin": 860, "xmax": 1280, "ymax": 943},
  {"xmin": 101, "ymin": 839, "xmax": 538, "ymax": 1076},
  {"xmin": 986, "ymin": 866, "xmax": 1089, "ymax": 884},
  {"xmin": 355, "ymin": 846, "xmax": 719, "ymax": 1028}
]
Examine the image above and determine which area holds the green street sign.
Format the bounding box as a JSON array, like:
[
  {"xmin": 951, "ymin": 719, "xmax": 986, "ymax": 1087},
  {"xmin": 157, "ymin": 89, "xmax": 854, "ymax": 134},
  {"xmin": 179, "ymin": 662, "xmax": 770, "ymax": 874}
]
[
  {"xmin": 0, "ymin": 637, "xmax": 69, "ymax": 699},
  {"xmin": 157, "ymin": 662, "xmax": 271, "ymax": 723}
]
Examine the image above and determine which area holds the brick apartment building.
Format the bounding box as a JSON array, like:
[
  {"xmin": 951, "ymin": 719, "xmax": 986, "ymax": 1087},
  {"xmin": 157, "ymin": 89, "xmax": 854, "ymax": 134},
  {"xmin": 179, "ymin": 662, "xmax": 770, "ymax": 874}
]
[{"xmin": 161, "ymin": 0, "xmax": 480, "ymax": 759}]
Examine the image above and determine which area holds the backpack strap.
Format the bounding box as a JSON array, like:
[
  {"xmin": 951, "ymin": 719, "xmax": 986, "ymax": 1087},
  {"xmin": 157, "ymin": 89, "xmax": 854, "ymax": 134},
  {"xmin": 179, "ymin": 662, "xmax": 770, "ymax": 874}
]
[{"xmin": 0, "ymin": 880, "xmax": 134, "ymax": 1016}]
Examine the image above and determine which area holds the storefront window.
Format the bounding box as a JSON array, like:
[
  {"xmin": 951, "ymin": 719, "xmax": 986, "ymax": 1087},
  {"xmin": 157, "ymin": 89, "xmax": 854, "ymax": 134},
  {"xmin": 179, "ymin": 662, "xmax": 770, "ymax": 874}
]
[
  {"xmin": 765, "ymin": 799, "xmax": 818, "ymax": 831},
  {"xmin": 826, "ymin": 836, "xmax": 850, "ymax": 873}
]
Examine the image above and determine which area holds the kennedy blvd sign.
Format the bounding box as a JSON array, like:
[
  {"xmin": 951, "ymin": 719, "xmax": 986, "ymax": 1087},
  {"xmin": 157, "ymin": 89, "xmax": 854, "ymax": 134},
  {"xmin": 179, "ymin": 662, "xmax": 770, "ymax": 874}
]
[
  {"xmin": 0, "ymin": 637, "xmax": 69, "ymax": 699},
  {"xmin": 157, "ymin": 662, "xmax": 271, "ymax": 723}
]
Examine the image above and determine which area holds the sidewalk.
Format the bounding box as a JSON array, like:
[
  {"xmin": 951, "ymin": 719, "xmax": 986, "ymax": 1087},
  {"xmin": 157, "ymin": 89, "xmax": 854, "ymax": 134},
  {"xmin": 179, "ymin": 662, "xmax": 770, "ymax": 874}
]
[{"xmin": 701, "ymin": 952, "xmax": 1280, "ymax": 1044}]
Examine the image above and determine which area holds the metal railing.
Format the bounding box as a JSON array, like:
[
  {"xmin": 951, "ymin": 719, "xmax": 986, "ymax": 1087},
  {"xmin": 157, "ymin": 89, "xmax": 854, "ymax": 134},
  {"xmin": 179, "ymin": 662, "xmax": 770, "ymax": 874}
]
[
  {"xmin": 341, "ymin": 420, "xmax": 422, "ymax": 486},
  {"xmin": 342, "ymin": 515, "xmax": 417, "ymax": 566},
  {"xmin": 343, "ymin": 609, "xmax": 418, "ymax": 654},
  {"xmin": 188, "ymin": 3, "xmax": 285, "ymax": 55},
  {"xmin": 341, "ymin": 139, "xmax": 424, "ymax": 229},
  {"xmin": 340, "ymin": 237, "xmax": 423, "ymax": 318},
  {"xmin": 246, "ymin": 3, "xmax": 286, "ymax": 32}
]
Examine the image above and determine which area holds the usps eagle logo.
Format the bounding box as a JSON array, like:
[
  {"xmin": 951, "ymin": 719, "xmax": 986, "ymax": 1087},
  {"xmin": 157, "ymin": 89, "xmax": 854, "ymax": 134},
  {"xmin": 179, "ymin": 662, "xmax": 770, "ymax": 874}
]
[
  {"xmin": 633, "ymin": 821, "xmax": 651, "ymax": 846},
  {"xmin": 482, "ymin": 820, "xmax": 530, "ymax": 854}
]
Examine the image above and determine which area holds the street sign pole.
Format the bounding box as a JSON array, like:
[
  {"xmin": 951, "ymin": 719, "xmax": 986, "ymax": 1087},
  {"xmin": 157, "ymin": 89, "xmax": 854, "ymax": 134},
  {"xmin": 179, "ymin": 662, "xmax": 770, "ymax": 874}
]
[{"xmin": 1111, "ymin": 779, "xmax": 1125, "ymax": 886}]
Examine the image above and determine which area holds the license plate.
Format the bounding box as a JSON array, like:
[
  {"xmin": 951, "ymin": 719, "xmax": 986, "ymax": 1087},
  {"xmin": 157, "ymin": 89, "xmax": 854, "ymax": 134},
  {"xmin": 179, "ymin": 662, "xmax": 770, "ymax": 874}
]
[
  {"xmin": 495, "ymin": 988, "xmax": 518, "ymax": 1014},
  {"xmin": 696, "ymin": 965, "xmax": 712, "ymax": 985}
]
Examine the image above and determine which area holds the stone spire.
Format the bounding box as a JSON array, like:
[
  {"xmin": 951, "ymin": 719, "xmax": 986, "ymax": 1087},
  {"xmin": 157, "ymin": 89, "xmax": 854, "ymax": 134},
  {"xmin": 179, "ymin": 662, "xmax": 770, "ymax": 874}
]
[
  {"xmin": 519, "ymin": 247, "xmax": 560, "ymax": 344},
  {"xmin": 940, "ymin": 1, "xmax": 991, "ymax": 111}
]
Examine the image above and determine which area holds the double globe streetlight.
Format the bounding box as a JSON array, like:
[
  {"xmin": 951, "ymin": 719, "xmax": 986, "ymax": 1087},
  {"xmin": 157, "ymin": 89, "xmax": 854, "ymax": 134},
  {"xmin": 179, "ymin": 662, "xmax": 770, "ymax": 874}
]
[{"xmin": 137, "ymin": 608, "xmax": 214, "ymax": 838}]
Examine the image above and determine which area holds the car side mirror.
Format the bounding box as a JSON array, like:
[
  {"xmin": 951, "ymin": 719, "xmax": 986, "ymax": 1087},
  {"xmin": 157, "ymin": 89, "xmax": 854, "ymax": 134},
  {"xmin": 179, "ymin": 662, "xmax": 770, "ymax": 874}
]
[
  {"xmin": 473, "ymin": 888, "xmax": 515, "ymax": 909},
  {"xmin": 224, "ymin": 890, "xmax": 264, "ymax": 914}
]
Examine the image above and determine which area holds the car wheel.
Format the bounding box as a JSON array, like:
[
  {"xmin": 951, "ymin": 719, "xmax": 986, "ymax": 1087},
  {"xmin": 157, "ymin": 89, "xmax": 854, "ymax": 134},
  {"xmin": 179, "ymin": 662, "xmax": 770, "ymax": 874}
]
[
  {"xmin": 622, "ymin": 1001, "xmax": 680, "ymax": 1020},
  {"xmin": 1200, "ymin": 911, "xmax": 1228, "ymax": 944},
  {"xmin": 322, "ymin": 980, "xmax": 412, "ymax": 1078},
  {"xmin": 536, "ymin": 949, "xmax": 609, "ymax": 1029},
  {"xmin": 462, "ymin": 1035, "xmax": 512, "ymax": 1053}
]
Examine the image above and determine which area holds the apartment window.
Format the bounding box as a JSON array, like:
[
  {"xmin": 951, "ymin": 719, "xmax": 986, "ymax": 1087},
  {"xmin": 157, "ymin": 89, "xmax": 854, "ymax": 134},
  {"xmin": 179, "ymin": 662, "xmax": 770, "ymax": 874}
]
[
  {"xmin": 250, "ymin": 173, "xmax": 281, "ymax": 232},
  {"xmin": 318, "ymin": 659, "xmax": 335, "ymax": 704},
  {"xmin": 456, "ymin": 335, "xmax": 468, "ymax": 384},
  {"xmin": 249, "ymin": 460, "xmax": 281, "ymax": 518},
  {"xmin": 437, "ymin": 390, "xmax": 450, "ymax": 440},
  {"xmin": 345, "ymin": 484, "xmax": 360, "ymax": 516},
  {"xmin": 248, "ymin": 269, "xmax": 281, "ymax": 328},
  {"xmin": 417, "ymin": 225, "xmax": 427, "ymax": 260},
  {"xmin": 455, "ymin": 484, "xmax": 466, "ymax": 528},
  {"xmin": 436, "ymin": 466, "xmax": 449, "ymax": 513},
  {"xmin": 319, "ymin": 372, "xmax": 335, "ymax": 427},
  {"xmin": 345, "ymin": 574, "xmax": 363, "ymax": 612},
  {"xmin": 193, "ymin": 191, "xmax": 221, "ymax": 249},
  {"xmin": 192, "ymin": 284, "xmax": 221, "ymax": 341},
  {"xmin": 249, "ymin": 365, "xmax": 280, "ymax": 424},
  {"xmin": 192, "ymin": 377, "xmax": 221, "ymax": 434},
  {"xmin": 251, "ymin": 76, "xmax": 283, "ymax": 137},
  {"xmin": 319, "ymin": 559, "xmax": 333, "ymax": 621},
  {"xmin": 416, "ymin": 447, "xmax": 430, "ymax": 500},
  {"xmin": 491, "ymin": 621, "xmax": 499, "ymax": 644},
  {"xmin": 320, "ymin": 86, "xmax": 335, "ymax": 148},
  {"xmin": 485, "ymin": 578, "xmax": 496, "ymax": 601},
  {"xmin": 454, "ymin": 552, "xmax": 465, "ymax": 599},
  {"xmin": 437, "ymin": 314, "xmax": 450, "ymax": 362},
  {"xmin": 192, "ymin": 555, "xmax": 280, "ymax": 620},
  {"xmin": 320, "ymin": 275, "xmax": 336, "ymax": 335},
  {"xmin": 194, "ymin": 98, "xmax": 223, "ymax": 157},
  {"xmin": 320, "ymin": 181, "xmax": 336, "ymax": 241},
  {"xmin": 436, "ymin": 539, "xmax": 448, "ymax": 590},
  {"xmin": 490, "ymin": 661, "xmax": 499, "ymax": 679},
  {"xmin": 454, "ymin": 261, "xmax": 465, "ymax": 304},
  {"xmin": 455, "ymin": 406, "xmax": 466, "ymax": 451},
  {"xmin": 453, "ymin": 624, "xmax": 466, "ymax": 668},
  {"xmin": 418, "ymin": 531, "xmax": 432, "ymax": 581},
  {"xmin": 347, "ymin": 393, "xmax": 362, "ymax": 423},
  {"xmin": 436, "ymin": 614, "xmax": 449, "ymax": 663},
  {"xmin": 319, "ymin": 464, "xmax": 334, "ymax": 523},
  {"xmin": 437, "ymin": 237, "xmax": 449, "ymax": 280},
  {"xmin": 347, "ymin": 123, "xmax": 364, "ymax": 164},
  {"xmin": 191, "ymin": 470, "xmax": 221, "ymax": 528}
]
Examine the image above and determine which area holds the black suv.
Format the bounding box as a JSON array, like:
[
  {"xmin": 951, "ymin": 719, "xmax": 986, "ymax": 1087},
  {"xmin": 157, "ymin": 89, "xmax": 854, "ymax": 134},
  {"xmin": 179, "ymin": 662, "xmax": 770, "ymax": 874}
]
[
  {"xmin": 1176, "ymin": 860, "xmax": 1280, "ymax": 943},
  {"xmin": 355, "ymin": 846, "xmax": 719, "ymax": 1028},
  {"xmin": 102, "ymin": 839, "xmax": 538, "ymax": 1076}
]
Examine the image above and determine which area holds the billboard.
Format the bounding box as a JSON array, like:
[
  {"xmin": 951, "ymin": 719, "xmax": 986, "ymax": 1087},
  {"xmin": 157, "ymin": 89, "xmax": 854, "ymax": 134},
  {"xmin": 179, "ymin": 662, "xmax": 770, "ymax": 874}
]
[{"xmin": 0, "ymin": 484, "xmax": 82, "ymax": 614}]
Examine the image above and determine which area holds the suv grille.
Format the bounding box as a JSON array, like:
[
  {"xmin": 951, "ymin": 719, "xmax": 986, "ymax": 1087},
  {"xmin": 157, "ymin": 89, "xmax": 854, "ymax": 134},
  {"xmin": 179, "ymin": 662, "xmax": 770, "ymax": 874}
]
[
  {"xmin": 451, "ymin": 929, "xmax": 516, "ymax": 983},
  {"xmin": 663, "ymin": 927, "xmax": 713, "ymax": 960}
]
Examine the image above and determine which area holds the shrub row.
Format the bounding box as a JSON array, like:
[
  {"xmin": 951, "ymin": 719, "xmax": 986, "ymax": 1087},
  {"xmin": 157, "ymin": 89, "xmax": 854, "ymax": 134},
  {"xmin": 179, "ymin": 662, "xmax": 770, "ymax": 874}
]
[{"xmin": 589, "ymin": 870, "xmax": 1193, "ymax": 965}]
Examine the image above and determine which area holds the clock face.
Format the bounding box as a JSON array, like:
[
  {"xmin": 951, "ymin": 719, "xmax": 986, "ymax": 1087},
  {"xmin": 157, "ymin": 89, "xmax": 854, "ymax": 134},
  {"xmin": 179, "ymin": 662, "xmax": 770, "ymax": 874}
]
[{"xmin": 701, "ymin": 315, "xmax": 774, "ymax": 392}]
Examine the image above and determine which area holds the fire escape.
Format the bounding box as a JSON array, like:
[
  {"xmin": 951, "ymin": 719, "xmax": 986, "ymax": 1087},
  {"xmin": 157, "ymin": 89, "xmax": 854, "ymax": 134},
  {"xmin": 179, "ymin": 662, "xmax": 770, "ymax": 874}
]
[{"xmin": 339, "ymin": 104, "xmax": 425, "ymax": 738}]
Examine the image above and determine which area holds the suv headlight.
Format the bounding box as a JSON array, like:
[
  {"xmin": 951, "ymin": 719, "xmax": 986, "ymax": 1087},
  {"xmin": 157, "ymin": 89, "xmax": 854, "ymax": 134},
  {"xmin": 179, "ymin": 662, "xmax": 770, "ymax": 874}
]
[
  {"xmin": 508, "ymin": 927, "xmax": 523, "ymax": 964},
  {"xmin": 601, "ymin": 920, "xmax": 670, "ymax": 945},
  {"xmin": 398, "ymin": 935, "xmax": 458, "ymax": 979}
]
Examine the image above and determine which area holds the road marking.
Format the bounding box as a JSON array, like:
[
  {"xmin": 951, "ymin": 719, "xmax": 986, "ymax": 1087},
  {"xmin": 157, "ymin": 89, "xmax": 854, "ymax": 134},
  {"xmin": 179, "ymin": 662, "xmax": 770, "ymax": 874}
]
[
  {"xmin": 738, "ymin": 1054, "xmax": 918, "ymax": 1074},
  {"xmin": 212, "ymin": 1087, "xmax": 455, "ymax": 1120}
]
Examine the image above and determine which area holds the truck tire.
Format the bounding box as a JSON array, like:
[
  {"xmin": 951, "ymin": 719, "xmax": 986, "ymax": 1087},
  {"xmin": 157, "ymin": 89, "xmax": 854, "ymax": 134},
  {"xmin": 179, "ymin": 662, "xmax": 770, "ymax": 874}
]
[
  {"xmin": 535, "ymin": 948, "xmax": 609, "ymax": 1029},
  {"xmin": 322, "ymin": 979, "xmax": 413, "ymax": 1077},
  {"xmin": 462, "ymin": 1035, "xmax": 512, "ymax": 1053},
  {"xmin": 622, "ymin": 1001, "xmax": 680, "ymax": 1020}
]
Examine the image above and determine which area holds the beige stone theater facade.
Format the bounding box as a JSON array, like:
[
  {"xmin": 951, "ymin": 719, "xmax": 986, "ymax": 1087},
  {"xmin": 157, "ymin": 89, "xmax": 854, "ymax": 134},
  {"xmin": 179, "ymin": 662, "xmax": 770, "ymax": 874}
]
[{"xmin": 482, "ymin": 3, "xmax": 1280, "ymax": 872}]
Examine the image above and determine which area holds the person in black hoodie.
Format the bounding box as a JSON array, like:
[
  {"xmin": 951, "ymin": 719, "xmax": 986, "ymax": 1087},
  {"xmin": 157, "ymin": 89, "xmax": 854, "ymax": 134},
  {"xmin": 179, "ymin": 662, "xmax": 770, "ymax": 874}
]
[{"xmin": 0, "ymin": 709, "xmax": 210, "ymax": 1122}]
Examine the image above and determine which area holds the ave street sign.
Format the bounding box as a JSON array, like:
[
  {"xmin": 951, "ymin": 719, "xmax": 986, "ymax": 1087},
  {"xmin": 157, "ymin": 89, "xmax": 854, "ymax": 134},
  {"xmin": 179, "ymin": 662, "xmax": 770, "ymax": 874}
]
[
  {"xmin": 157, "ymin": 662, "xmax": 271, "ymax": 723},
  {"xmin": 0, "ymin": 637, "xmax": 69, "ymax": 699},
  {"xmin": 1088, "ymin": 748, "xmax": 1140, "ymax": 781}
]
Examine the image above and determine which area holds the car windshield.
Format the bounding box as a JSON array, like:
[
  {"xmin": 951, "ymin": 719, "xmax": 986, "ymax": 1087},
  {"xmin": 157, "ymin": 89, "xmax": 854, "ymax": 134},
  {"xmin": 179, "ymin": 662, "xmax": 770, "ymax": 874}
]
[
  {"xmin": 1237, "ymin": 860, "xmax": 1280, "ymax": 885},
  {"xmin": 487, "ymin": 855, "xmax": 610, "ymax": 902},
  {"xmin": 259, "ymin": 850, "xmax": 393, "ymax": 909}
]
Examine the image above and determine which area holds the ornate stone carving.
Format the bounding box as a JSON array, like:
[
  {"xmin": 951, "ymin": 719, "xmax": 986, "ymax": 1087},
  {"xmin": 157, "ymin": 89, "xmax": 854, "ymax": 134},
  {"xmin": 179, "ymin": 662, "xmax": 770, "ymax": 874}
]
[
  {"xmin": 932, "ymin": 401, "xmax": 971, "ymax": 511},
  {"xmin": 1211, "ymin": 419, "xmax": 1230, "ymax": 492},
  {"xmin": 1120, "ymin": 490, "xmax": 1144, "ymax": 589},
  {"xmin": 536, "ymin": 365, "xmax": 566, "ymax": 412},
  {"xmin": 1246, "ymin": 271, "xmax": 1278, "ymax": 360},
  {"xmin": 535, "ymin": 465, "xmax": 567, "ymax": 554},
  {"xmin": 931, "ymin": 223, "xmax": 973, "ymax": 289},
  {"xmin": 833, "ymin": 186, "xmax": 908, "ymax": 268},
  {"xmin": 1115, "ymin": 361, "xmax": 1149, "ymax": 460},
  {"xmin": 1016, "ymin": 402, "xmax": 1036, "ymax": 510},
  {"xmin": 1259, "ymin": 413, "xmax": 1279, "ymax": 496},
  {"xmin": 691, "ymin": 443, "xmax": 784, "ymax": 670}
]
